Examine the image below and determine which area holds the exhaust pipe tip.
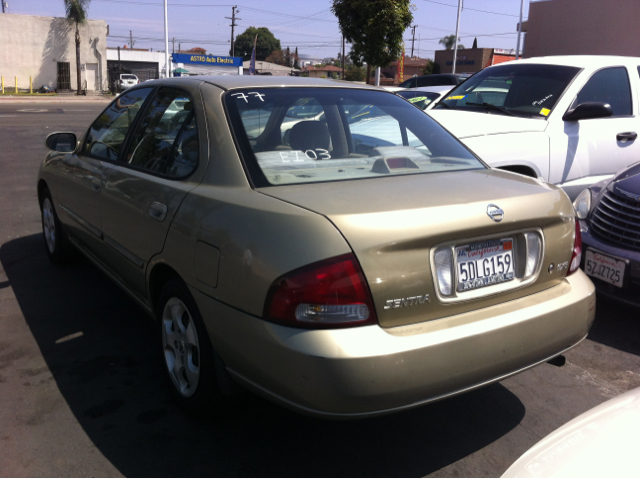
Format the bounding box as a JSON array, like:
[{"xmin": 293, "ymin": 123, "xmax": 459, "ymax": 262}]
[{"xmin": 547, "ymin": 355, "xmax": 566, "ymax": 367}]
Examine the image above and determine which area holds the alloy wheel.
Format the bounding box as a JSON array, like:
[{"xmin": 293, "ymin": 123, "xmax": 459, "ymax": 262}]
[{"xmin": 162, "ymin": 297, "xmax": 201, "ymax": 397}]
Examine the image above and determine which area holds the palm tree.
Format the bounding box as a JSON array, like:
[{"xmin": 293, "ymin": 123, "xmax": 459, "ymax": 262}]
[
  {"xmin": 439, "ymin": 34, "xmax": 465, "ymax": 50},
  {"xmin": 64, "ymin": 0, "xmax": 91, "ymax": 95}
]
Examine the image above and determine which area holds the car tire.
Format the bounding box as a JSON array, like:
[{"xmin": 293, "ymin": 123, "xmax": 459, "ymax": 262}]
[
  {"xmin": 158, "ymin": 277, "xmax": 221, "ymax": 414},
  {"xmin": 40, "ymin": 187, "xmax": 72, "ymax": 264}
]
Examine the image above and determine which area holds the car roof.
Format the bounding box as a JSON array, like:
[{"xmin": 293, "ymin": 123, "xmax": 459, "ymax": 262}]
[
  {"xmin": 139, "ymin": 75, "xmax": 384, "ymax": 91},
  {"xmin": 506, "ymin": 55, "xmax": 640, "ymax": 69}
]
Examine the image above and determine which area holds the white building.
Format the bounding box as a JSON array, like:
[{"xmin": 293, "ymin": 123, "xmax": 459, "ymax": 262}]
[{"xmin": 0, "ymin": 13, "xmax": 108, "ymax": 91}]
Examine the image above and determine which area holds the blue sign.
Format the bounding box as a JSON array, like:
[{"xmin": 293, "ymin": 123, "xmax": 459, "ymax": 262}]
[{"xmin": 172, "ymin": 53, "xmax": 242, "ymax": 67}]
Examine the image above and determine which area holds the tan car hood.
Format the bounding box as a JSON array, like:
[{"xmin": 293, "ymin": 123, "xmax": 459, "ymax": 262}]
[
  {"xmin": 428, "ymin": 110, "xmax": 548, "ymax": 138},
  {"xmin": 258, "ymin": 169, "xmax": 575, "ymax": 328}
]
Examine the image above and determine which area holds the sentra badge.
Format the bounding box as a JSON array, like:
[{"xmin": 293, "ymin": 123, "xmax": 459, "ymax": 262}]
[{"xmin": 384, "ymin": 294, "xmax": 430, "ymax": 310}]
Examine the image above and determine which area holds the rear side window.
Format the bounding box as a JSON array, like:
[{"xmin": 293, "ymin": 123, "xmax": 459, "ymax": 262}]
[
  {"xmin": 125, "ymin": 87, "xmax": 199, "ymax": 178},
  {"xmin": 573, "ymin": 67, "xmax": 632, "ymax": 117},
  {"xmin": 399, "ymin": 78, "xmax": 416, "ymax": 88},
  {"xmin": 84, "ymin": 88, "xmax": 152, "ymax": 161}
]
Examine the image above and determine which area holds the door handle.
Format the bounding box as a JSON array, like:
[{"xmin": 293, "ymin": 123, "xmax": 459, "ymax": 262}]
[
  {"xmin": 148, "ymin": 202, "xmax": 167, "ymax": 222},
  {"xmin": 617, "ymin": 132, "xmax": 638, "ymax": 142}
]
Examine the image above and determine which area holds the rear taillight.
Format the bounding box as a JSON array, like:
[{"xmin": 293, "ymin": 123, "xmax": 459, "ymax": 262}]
[
  {"xmin": 265, "ymin": 253, "xmax": 377, "ymax": 329},
  {"xmin": 567, "ymin": 219, "xmax": 582, "ymax": 275}
]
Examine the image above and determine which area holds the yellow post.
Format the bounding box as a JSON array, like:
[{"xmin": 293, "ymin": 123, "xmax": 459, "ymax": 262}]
[
  {"xmin": 1, "ymin": 76, "xmax": 4, "ymax": 94},
  {"xmin": 30, "ymin": 77, "xmax": 33, "ymax": 94},
  {"xmin": 15, "ymin": 76, "xmax": 18, "ymax": 94}
]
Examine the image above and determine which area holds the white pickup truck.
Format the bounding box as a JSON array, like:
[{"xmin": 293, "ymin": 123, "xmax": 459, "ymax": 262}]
[{"xmin": 429, "ymin": 56, "xmax": 640, "ymax": 199}]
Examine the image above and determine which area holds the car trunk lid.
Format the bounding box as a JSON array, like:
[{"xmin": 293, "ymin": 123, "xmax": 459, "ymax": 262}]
[{"xmin": 258, "ymin": 169, "xmax": 576, "ymax": 328}]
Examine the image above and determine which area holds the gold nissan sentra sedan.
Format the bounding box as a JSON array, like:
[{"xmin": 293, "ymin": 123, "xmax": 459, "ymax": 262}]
[{"xmin": 38, "ymin": 76, "xmax": 595, "ymax": 418}]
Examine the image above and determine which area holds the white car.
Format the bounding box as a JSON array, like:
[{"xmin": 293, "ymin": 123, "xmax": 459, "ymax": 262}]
[
  {"xmin": 429, "ymin": 56, "xmax": 640, "ymax": 199},
  {"xmin": 114, "ymin": 73, "xmax": 139, "ymax": 92},
  {"xmin": 503, "ymin": 387, "xmax": 640, "ymax": 477}
]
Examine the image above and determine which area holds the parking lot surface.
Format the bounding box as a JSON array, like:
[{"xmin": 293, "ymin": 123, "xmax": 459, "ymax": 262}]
[{"xmin": 0, "ymin": 101, "xmax": 639, "ymax": 477}]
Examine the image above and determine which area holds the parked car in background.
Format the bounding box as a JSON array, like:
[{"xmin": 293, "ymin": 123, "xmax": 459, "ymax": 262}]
[
  {"xmin": 398, "ymin": 73, "xmax": 469, "ymax": 88},
  {"xmin": 39, "ymin": 76, "xmax": 594, "ymax": 418},
  {"xmin": 113, "ymin": 73, "xmax": 139, "ymax": 92},
  {"xmin": 573, "ymin": 161, "xmax": 640, "ymax": 306},
  {"xmin": 430, "ymin": 56, "xmax": 640, "ymax": 200},
  {"xmin": 395, "ymin": 85, "xmax": 454, "ymax": 110},
  {"xmin": 503, "ymin": 387, "xmax": 640, "ymax": 477}
]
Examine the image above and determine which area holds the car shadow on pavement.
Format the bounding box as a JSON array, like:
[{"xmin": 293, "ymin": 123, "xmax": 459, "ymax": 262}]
[
  {"xmin": 587, "ymin": 295, "xmax": 640, "ymax": 357},
  {"xmin": 1, "ymin": 234, "xmax": 527, "ymax": 477}
]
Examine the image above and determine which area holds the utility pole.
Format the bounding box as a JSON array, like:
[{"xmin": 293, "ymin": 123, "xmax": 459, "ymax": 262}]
[
  {"xmin": 172, "ymin": 37, "xmax": 175, "ymax": 54},
  {"xmin": 516, "ymin": 0, "xmax": 525, "ymax": 59},
  {"xmin": 341, "ymin": 35, "xmax": 345, "ymax": 80},
  {"xmin": 129, "ymin": 30, "xmax": 135, "ymax": 49},
  {"xmin": 163, "ymin": 0, "xmax": 170, "ymax": 77},
  {"xmin": 452, "ymin": 0, "xmax": 463, "ymax": 74},
  {"xmin": 226, "ymin": 6, "xmax": 240, "ymax": 57},
  {"xmin": 410, "ymin": 25, "xmax": 418, "ymax": 57}
]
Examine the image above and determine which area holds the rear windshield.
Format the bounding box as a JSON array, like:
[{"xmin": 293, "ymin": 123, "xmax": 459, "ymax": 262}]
[
  {"xmin": 225, "ymin": 88, "xmax": 484, "ymax": 187},
  {"xmin": 122, "ymin": 75, "xmax": 137, "ymax": 80},
  {"xmin": 434, "ymin": 63, "xmax": 580, "ymax": 118},
  {"xmin": 396, "ymin": 90, "xmax": 442, "ymax": 109}
]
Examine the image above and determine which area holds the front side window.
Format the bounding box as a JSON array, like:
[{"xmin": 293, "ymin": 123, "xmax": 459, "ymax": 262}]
[
  {"xmin": 125, "ymin": 88, "xmax": 199, "ymax": 177},
  {"xmin": 84, "ymin": 88, "xmax": 152, "ymax": 161},
  {"xmin": 572, "ymin": 67, "xmax": 632, "ymax": 117},
  {"xmin": 435, "ymin": 64, "xmax": 580, "ymax": 118},
  {"xmin": 225, "ymin": 88, "xmax": 484, "ymax": 187}
]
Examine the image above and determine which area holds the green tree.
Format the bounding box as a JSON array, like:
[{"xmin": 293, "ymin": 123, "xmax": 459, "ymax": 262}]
[
  {"xmin": 345, "ymin": 65, "xmax": 366, "ymax": 82},
  {"xmin": 64, "ymin": 0, "xmax": 90, "ymax": 94},
  {"xmin": 332, "ymin": 0, "xmax": 413, "ymax": 84},
  {"xmin": 234, "ymin": 27, "xmax": 281, "ymax": 61},
  {"xmin": 266, "ymin": 49, "xmax": 285, "ymax": 65},
  {"xmin": 421, "ymin": 58, "xmax": 439, "ymax": 75},
  {"xmin": 439, "ymin": 34, "xmax": 465, "ymax": 50},
  {"xmin": 294, "ymin": 47, "xmax": 300, "ymax": 69}
]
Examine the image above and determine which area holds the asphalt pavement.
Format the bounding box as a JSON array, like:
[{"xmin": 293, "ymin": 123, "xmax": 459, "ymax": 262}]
[{"xmin": 0, "ymin": 101, "xmax": 639, "ymax": 477}]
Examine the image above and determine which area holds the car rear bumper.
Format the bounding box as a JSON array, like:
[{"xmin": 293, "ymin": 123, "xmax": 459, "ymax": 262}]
[{"xmin": 192, "ymin": 271, "xmax": 595, "ymax": 418}]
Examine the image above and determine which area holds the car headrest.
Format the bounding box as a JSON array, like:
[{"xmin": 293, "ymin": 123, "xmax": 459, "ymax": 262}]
[{"xmin": 289, "ymin": 121, "xmax": 330, "ymax": 152}]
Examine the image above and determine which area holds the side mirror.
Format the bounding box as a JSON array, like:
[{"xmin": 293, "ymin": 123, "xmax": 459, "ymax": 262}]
[
  {"xmin": 45, "ymin": 132, "xmax": 77, "ymax": 152},
  {"xmin": 563, "ymin": 102, "xmax": 612, "ymax": 122}
]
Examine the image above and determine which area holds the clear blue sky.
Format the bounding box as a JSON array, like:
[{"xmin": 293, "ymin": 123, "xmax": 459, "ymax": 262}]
[{"xmin": 8, "ymin": 0, "xmax": 530, "ymax": 59}]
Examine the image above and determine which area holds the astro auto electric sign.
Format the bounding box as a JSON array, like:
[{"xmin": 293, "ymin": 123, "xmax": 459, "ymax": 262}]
[{"xmin": 172, "ymin": 53, "xmax": 242, "ymax": 67}]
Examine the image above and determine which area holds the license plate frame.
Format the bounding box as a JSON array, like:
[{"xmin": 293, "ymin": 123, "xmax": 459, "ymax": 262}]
[
  {"xmin": 584, "ymin": 249, "xmax": 626, "ymax": 288},
  {"xmin": 455, "ymin": 238, "xmax": 515, "ymax": 292}
]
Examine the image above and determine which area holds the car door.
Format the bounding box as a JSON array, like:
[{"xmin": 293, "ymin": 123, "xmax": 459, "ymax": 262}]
[
  {"xmin": 548, "ymin": 66, "xmax": 640, "ymax": 198},
  {"xmin": 99, "ymin": 86, "xmax": 205, "ymax": 299},
  {"xmin": 55, "ymin": 88, "xmax": 153, "ymax": 255}
]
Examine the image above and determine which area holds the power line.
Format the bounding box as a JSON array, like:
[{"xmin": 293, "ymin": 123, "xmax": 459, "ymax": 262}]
[{"xmin": 423, "ymin": 0, "xmax": 521, "ymax": 18}]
